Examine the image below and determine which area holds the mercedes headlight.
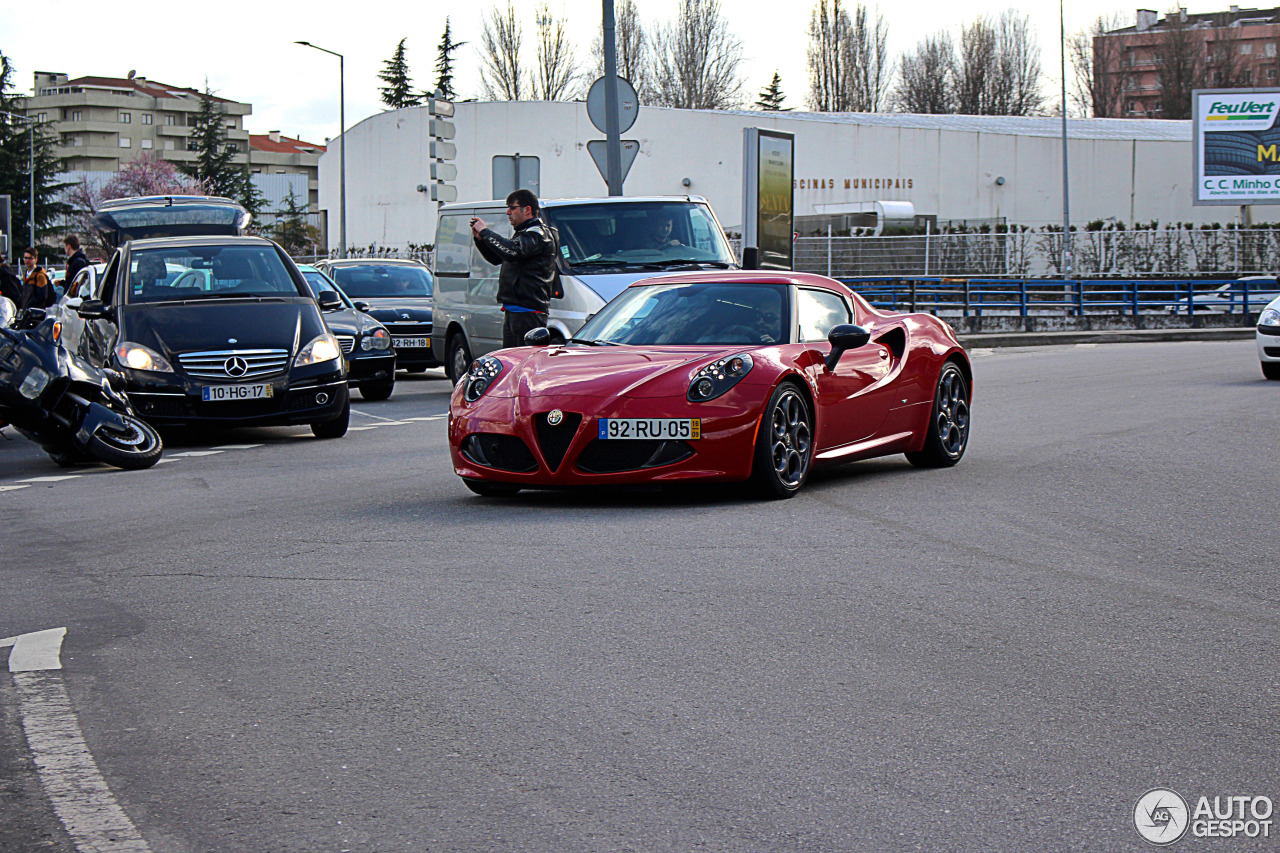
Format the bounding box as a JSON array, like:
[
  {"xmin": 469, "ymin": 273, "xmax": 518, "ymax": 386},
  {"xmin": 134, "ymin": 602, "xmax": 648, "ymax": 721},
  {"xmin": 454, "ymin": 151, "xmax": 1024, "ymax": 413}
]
[
  {"xmin": 360, "ymin": 327, "xmax": 391, "ymax": 351},
  {"xmin": 295, "ymin": 333, "xmax": 342, "ymax": 367},
  {"xmin": 687, "ymin": 354, "xmax": 753, "ymax": 402},
  {"xmin": 1259, "ymin": 307, "xmax": 1280, "ymax": 327},
  {"xmin": 115, "ymin": 342, "xmax": 174, "ymax": 373},
  {"xmin": 463, "ymin": 356, "xmax": 503, "ymax": 402}
]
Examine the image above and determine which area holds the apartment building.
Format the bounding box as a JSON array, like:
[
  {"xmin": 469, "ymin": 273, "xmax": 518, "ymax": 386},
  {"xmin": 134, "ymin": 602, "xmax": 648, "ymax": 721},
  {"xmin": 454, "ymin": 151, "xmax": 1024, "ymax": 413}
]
[
  {"xmin": 22, "ymin": 72, "xmax": 323, "ymax": 210},
  {"xmin": 1101, "ymin": 6, "xmax": 1280, "ymax": 118}
]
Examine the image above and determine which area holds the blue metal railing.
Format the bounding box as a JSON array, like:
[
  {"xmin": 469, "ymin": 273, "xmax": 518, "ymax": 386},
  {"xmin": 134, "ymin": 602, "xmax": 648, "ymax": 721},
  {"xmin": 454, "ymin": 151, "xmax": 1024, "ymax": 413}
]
[{"xmin": 840, "ymin": 277, "xmax": 1279, "ymax": 317}]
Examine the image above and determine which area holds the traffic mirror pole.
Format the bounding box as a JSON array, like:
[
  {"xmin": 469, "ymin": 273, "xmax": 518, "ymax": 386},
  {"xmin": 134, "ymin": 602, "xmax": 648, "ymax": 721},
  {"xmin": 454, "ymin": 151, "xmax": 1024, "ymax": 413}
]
[{"xmin": 601, "ymin": 0, "xmax": 624, "ymax": 196}]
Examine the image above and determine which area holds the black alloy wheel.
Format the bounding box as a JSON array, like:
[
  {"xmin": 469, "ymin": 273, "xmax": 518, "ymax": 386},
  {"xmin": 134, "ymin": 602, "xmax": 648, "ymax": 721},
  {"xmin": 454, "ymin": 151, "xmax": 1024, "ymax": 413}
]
[
  {"xmin": 906, "ymin": 361, "xmax": 970, "ymax": 468},
  {"xmin": 447, "ymin": 334, "xmax": 473, "ymax": 384},
  {"xmin": 751, "ymin": 382, "xmax": 813, "ymax": 499}
]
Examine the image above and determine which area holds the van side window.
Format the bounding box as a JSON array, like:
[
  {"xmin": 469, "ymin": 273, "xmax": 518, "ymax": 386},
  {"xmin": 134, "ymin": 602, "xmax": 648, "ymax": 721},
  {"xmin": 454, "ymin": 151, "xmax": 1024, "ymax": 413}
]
[{"xmin": 435, "ymin": 215, "xmax": 471, "ymax": 276}]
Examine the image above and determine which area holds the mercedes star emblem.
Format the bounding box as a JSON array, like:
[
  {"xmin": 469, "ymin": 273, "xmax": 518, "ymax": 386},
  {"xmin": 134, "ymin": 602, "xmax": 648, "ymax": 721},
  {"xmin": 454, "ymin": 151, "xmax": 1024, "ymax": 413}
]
[
  {"xmin": 224, "ymin": 356, "xmax": 249, "ymax": 377},
  {"xmin": 547, "ymin": 409, "xmax": 564, "ymax": 426}
]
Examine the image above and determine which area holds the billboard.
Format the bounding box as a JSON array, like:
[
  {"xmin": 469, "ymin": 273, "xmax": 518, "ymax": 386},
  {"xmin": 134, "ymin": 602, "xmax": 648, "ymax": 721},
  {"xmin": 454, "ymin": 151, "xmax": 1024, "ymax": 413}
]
[
  {"xmin": 1193, "ymin": 87, "xmax": 1280, "ymax": 206},
  {"xmin": 741, "ymin": 128, "xmax": 794, "ymax": 269}
]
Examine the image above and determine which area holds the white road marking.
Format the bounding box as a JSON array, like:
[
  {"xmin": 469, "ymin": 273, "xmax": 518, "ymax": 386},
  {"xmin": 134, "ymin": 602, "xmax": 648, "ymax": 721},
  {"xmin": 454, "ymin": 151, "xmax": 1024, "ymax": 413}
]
[
  {"xmin": 18, "ymin": 475, "xmax": 82, "ymax": 483},
  {"xmin": 1075, "ymin": 343, "xmax": 1098, "ymax": 349},
  {"xmin": 404, "ymin": 415, "xmax": 447, "ymax": 421},
  {"xmin": 210, "ymin": 444, "xmax": 264, "ymax": 450},
  {"xmin": 168, "ymin": 451, "xmax": 224, "ymax": 458},
  {"xmin": 969, "ymin": 348, "xmax": 995, "ymax": 358},
  {"xmin": 8, "ymin": 628, "xmax": 153, "ymax": 852},
  {"xmin": 347, "ymin": 426, "xmax": 380, "ymax": 431},
  {"xmin": 0, "ymin": 635, "xmax": 17, "ymax": 648},
  {"xmin": 351, "ymin": 409, "xmax": 401, "ymax": 422},
  {"xmin": 0, "ymin": 484, "xmax": 31, "ymax": 492},
  {"xmin": 10, "ymin": 628, "xmax": 66, "ymax": 672}
]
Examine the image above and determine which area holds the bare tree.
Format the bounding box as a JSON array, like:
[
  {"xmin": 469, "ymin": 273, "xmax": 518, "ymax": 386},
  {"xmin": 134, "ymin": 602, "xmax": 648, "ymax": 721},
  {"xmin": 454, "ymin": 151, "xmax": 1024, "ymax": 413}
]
[
  {"xmin": 893, "ymin": 32, "xmax": 955, "ymax": 113},
  {"xmin": 808, "ymin": 0, "xmax": 852, "ymax": 110},
  {"xmin": 590, "ymin": 0, "xmax": 652, "ymax": 101},
  {"xmin": 533, "ymin": 4, "xmax": 578, "ymax": 100},
  {"xmin": 955, "ymin": 12, "xmax": 1042, "ymax": 115},
  {"xmin": 1069, "ymin": 14, "xmax": 1125, "ymax": 117},
  {"xmin": 651, "ymin": 0, "xmax": 745, "ymax": 109},
  {"xmin": 480, "ymin": 1, "xmax": 525, "ymax": 100},
  {"xmin": 849, "ymin": 4, "xmax": 892, "ymax": 111},
  {"xmin": 1156, "ymin": 7, "xmax": 1202, "ymax": 120},
  {"xmin": 955, "ymin": 17, "xmax": 998, "ymax": 114}
]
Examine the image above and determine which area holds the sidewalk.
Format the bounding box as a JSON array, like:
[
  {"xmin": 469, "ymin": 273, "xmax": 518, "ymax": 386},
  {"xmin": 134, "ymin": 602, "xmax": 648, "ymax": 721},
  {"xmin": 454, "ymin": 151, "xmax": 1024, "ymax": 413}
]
[{"xmin": 957, "ymin": 326, "xmax": 1256, "ymax": 348}]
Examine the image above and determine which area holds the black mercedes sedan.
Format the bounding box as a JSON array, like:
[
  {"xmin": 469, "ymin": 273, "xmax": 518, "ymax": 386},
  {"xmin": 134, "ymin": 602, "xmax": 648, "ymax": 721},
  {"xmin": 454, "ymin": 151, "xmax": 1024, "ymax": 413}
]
[
  {"xmin": 68, "ymin": 235, "xmax": 351, "ymax": 437},
  {"xmin": 298, "ymin": 264, "xmax": 396, "ymax": 401},
  {"xmin": 313, "ymin": 259, "xmax": 439, "ymax": 372}
]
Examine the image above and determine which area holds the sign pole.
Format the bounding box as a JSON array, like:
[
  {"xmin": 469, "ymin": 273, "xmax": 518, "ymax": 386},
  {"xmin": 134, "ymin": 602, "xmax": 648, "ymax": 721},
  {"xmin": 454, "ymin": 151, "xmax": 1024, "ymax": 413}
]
[{"xmin": 601, "ymin": 0, "xmax": 624, "ymax": 196}]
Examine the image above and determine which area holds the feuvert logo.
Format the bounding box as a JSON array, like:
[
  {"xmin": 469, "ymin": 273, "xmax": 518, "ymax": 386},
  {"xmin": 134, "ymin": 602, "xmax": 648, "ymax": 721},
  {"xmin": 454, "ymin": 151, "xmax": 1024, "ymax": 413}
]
[{"xmin": 1205, "ymin": 98, "xmax": 1280, "ymax": 129}]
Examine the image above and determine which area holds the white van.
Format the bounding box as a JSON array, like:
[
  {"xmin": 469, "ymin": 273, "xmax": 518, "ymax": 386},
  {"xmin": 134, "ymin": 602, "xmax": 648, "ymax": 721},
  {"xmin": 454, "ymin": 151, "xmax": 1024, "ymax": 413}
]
[{"xmin": 431, "ymin": 196, "xmax": 737, "ymax": 381}]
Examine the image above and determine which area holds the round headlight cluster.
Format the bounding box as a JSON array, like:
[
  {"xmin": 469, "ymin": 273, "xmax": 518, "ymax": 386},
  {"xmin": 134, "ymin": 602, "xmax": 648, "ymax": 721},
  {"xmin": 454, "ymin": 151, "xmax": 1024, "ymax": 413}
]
[
  {"xmin": 1259, "ymin": 307, "xmax": 1280, "ymax": 329},
  {"xmin": 463, "ymin": 356, "xmax": 504, "ymax": 402},
  {"xmin": 361, "ymin": 328, "xmax": 391, "ymax": 351},
  {"xmin": 687, "ymin": 354, "xmax": 753, "ymax": 402}
]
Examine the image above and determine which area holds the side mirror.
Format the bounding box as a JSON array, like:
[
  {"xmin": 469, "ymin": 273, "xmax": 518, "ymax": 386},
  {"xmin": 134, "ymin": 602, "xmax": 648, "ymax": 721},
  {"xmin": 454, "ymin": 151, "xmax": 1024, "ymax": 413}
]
[
  {"xmin": 317, "ymin": 290, "xmax": 344, "ymax": 311},
  {"xmin": 353, "ymin": 301, "xmax": 371, "ymax": 313},
  {"xmin": 76, "ymin": 299, "xmax": 110, "ymax": 321},
  {"xmin": 824, "ymin": 324, "xmax": 871, "ymax": 371},
  {"xmin": 523, "ymin": 326, "xmax": 552, "ymax": 347}
]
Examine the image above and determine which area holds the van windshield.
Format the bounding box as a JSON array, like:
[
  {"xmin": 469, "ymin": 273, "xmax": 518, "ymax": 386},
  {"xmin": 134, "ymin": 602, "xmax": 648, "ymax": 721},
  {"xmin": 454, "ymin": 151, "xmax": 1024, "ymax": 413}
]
[{"xmin": 543, "ymin": 202, "xmax": 736, "ymax": 269}]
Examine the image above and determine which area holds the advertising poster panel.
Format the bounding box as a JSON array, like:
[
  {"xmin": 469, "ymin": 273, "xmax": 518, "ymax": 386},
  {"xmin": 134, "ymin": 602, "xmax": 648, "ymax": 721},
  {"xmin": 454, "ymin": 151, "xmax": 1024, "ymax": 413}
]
[
  {"xmin": 1194, "ymin": 87, "xmax": 1280, "ymax": 206},
  {"xmin": 742, "ymin": 128, "xmax": 794, "ymax": 269}
]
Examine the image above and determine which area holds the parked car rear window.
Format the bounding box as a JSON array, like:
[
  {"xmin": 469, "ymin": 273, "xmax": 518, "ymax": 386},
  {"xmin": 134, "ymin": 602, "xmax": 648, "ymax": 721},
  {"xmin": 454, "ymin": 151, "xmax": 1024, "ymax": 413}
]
[{"xmin": 331, "ymin": 265, "xmax": 433, "ymax": 298}]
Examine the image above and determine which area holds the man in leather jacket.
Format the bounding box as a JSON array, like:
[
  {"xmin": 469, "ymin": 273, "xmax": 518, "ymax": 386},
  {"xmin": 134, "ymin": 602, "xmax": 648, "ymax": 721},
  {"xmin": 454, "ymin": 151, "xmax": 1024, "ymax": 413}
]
[{"xmin": 471, "ymin": 189, "xmax": 557, "ymax": 347}]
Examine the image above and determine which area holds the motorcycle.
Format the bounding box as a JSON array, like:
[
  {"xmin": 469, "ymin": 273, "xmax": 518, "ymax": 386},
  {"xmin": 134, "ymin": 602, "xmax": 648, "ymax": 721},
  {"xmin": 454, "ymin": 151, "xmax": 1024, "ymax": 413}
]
[{"xmin": 0, "ymin": 297, "xmax": 163, "ymax": 470}]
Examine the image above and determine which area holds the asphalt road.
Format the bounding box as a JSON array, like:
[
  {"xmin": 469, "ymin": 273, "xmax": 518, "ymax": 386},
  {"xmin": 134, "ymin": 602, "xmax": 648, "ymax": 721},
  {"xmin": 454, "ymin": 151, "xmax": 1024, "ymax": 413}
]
[{"xmin": 1, "ymin": 343, "xmax": 1278, "ymax": 853}]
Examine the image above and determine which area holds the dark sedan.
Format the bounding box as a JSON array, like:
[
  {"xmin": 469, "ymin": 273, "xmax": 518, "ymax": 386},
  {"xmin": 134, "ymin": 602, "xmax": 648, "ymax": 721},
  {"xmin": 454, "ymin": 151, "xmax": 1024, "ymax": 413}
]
[
  {"xmin": 314, "ymin": 259, "xmax": 439, "ymax": 372},
  {"xmin": 298, "ymin": 265, "xmax": 396, "ymax": 401}
]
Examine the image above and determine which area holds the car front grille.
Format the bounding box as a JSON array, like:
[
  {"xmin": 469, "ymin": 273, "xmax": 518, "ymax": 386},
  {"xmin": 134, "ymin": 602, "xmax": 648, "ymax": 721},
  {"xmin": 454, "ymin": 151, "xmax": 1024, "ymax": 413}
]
[
  {"xmin": 178, "ymin": 349, "xmax": 290, "ymax": 380},
  {"xmin": 534, "ymin": 411, "xmax": 582, "ymax": 471},
  {"xmin": 335, "ymin": 335, "xmax": 355, "ymax": 354},
  {"xmin": 383, "ymin": 322, "xmax": 432, "ymax": 335},
  {"xmin": 575, "ymin": 439, "xmax": 694, "ymax": 474},
  {"xmin": 461, "ymin": 434, "xmax": 538, "ymax": 473},
  {"xmin": 1265, "ymin": 346, "xmax": 1280, "ymax": 357}
]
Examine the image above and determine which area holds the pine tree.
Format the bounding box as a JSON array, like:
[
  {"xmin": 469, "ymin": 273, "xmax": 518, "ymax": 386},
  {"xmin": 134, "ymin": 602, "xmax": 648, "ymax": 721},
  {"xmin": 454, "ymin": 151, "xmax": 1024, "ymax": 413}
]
[
  {"xmin": 0, "ymin": 52, "xmax": 71, "ymax": 251},
  {"xmin": 270, "ymin": 187, "xmax": 321, "ymax": 254},
  {"xmin": 434, "ymin": 18, "xmax": 467, "ymax": 100},
  {"xmin": 183, "ymin": 87, "xmax": 262, "ymax": 217},
  {"xmin": 755, "ymin": 71, "xmax": 790, "ymax": 110},
  {"xmin": 379, "ymin": 39, "xmax": 422, "ymax": 109}
]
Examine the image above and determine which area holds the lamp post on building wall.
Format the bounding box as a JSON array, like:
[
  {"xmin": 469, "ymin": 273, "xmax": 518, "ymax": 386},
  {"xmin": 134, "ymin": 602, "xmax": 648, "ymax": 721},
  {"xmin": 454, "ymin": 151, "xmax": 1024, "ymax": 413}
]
[
  {"xmin": 1, "ymin": 111, "xmax": 36, "ymax": 256},
  {"xmin": 295, "ymin": 41, "xmax": 346, "ymax": 259},
  {"xmin": 1060, "ymin": 0, "xmax": 1072, "ymax": 280}
]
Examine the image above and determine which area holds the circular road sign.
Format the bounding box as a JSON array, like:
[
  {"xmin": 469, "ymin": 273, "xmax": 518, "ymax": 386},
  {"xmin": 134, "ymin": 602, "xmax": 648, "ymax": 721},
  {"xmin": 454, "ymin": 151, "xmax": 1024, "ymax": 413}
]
[{"xmin": 586, "ymin": 76, "xmax": 639, "ymax": 135}]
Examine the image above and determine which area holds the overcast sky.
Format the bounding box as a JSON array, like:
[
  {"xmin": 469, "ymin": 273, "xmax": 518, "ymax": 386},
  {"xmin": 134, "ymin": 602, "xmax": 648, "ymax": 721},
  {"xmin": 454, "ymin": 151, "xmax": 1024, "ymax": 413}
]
[{"xmin": 4, "ymin": 0, "xmax": 1143, "ymax": 145}]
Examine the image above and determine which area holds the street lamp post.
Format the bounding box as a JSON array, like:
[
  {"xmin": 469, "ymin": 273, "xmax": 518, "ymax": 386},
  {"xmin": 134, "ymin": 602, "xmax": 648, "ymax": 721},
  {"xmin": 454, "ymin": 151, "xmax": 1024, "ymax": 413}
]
[
  {"xmin": 1060, "ymin": 0, "xmax": 1072, "ymax": 281},
  {"xmin": 1, "ymin": 110, "xmax": 36, "ymax": 257},
  {"xmin": 295, "ymin": 41, "xmax": 346, "ymax": 259}
]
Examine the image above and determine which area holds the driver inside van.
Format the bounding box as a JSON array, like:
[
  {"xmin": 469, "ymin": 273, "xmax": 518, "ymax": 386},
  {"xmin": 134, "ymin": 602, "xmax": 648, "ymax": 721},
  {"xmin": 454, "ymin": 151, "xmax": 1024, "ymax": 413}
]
[{"xmin": 646, "ymin": 214, "xmax": 682, "ymax": 249}]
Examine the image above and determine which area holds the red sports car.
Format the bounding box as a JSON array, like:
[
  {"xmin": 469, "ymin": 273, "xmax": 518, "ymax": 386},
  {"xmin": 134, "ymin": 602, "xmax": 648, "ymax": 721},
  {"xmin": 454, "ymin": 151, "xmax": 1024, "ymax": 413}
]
[{"xmin": 448, "ymin": 271, "xmax": 971, "ymax": 498}]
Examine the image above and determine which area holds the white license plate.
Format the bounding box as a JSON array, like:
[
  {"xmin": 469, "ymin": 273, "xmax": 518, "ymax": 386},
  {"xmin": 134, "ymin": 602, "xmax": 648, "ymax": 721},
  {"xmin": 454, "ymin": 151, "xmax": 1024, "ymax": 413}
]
[
  {"xmin": 393, "ymin": 337, "xmax": 430, "ymax": 349},
  {"xmin": 201, "ymin": 383, "xmax": 274, "ymax": 402},
  {"xmin": 598, "ymin": 418, "xmax": 700, "ymax": 440}
]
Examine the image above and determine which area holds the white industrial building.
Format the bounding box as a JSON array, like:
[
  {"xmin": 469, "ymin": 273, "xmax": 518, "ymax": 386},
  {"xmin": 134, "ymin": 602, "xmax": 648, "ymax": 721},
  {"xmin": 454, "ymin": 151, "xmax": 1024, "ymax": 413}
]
[{"xmin": 318, "ymin": 101, "xmax": 1223, "ymax": 253}]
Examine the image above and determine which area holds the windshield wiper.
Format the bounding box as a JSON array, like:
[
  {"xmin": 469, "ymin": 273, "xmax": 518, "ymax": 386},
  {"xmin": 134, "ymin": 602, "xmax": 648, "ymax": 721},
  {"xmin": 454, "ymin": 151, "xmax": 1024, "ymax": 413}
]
[
  {"xmin": 568, "ymin": 337, "xmax": 619, "ymax": 346},
  {"xmin": 656, "ymin": 259, "xmax": 734, "ymax": 268},
  {"xmin": 569, "ymin": 260, "xmax": 665, "ymax": 271}
]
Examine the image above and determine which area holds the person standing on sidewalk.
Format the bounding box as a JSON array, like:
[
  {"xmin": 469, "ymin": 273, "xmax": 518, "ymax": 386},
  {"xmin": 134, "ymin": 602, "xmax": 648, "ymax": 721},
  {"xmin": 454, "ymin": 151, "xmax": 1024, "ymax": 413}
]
[
  {"xmin": 470, "ymin": 189, "xmax": 557, "ymax": 348},
  {"xmin": 21, "ymin": 248, "xmax": 55, "ymax": 310},
  {"xmin": 63, "ymin": 235, "xmax": 89, "ymax": 294}
]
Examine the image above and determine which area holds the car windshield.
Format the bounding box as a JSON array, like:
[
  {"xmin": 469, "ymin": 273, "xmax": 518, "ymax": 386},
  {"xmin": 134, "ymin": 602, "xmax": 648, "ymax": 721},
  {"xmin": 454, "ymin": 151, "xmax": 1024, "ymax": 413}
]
[
  {"xmin": 301, "ymin": 270, "xmax": 353, "ymax": 308},
  {"xmin": 543, "ymin": 202, "xmax": 736, "ymax": 269},
  {"xmin": 331, "ymin": 265, "xmax": 433, "ymax": 298},
  {"xmin": 574, "ymin": 282, "xmax": 788, "ymax": 346},
  {"xmin": 124, "ymin": 245, "xmax": 304, "ymax": 303}
]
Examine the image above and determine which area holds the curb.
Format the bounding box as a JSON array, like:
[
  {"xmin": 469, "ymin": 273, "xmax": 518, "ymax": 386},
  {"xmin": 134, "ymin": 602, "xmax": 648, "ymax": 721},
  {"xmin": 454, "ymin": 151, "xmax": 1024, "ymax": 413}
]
[{"xmin": 957, "ymin": 327, "xmax": 1256, "ymax": 348}]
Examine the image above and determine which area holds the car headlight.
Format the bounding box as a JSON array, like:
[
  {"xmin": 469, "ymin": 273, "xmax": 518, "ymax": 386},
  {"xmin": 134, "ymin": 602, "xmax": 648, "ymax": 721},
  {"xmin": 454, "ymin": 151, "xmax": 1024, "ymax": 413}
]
[
  {"xmin": 687, "ymin": 354, "xmax": 753, "ymax": 402},
  {"xmin": 360, "ymin": 327, "xmax": 391, "ymax": 351},
  {"xmin": 19, "ymin": 366, "xmax": 50, "ymax": 399},
  {"xmin": 463, "ymin": 355, "xmax": 503, "ymax": 402},
  {"xmin": 115, "ymin": 342, "xmax": 174, "ymax": 373},
  {"xmin": 1259, "ymin": 307, "xmax": 1280, "ymax": 327},
  {"xmin": 296, "ymin": 332, "xmax": 342, "ymax": 367}
]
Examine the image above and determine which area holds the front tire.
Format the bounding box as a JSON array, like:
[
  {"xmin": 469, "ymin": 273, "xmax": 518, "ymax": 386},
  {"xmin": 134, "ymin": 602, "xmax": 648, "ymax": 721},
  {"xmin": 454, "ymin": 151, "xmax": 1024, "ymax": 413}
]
[
  {"xmin": 1263, "ymin": 361, "xmax": 1280, "ymax": 380},
  {"xmin": 750, "ymin": 382, "xmax": 813, "ymax": 499},
  {"xmin": 358, "ymin": 378, "xmax": 395, "ymax": 401},
  {"xmin": 84, "ymin": 416, "xmax": 164, "ymax": 470},
  {"xmin": 463, "ymin": 478, "xmax": 521, "ymax": 497},
  {"xmin": 906, "ymin": 361, "xmax": 970, "ymax": 468},
  {"xmin": 311, "ymin": 400, "xmax": 350, "ymax": 438},
  {"xmin": 446, "ymin": 334, "xmax": 472, "ymax": 384}
]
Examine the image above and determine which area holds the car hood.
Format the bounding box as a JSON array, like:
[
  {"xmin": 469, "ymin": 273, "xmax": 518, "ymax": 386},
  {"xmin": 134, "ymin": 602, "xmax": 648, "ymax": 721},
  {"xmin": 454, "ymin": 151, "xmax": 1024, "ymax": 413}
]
[
  {"xmin": 319, "ymin": 307, "xmax": 363, "ymax": 336},
  {"xmin": 357, "ymin": 298, "xmax": 433, "ymax": 324},
  {"xmin": 119, "ymin": 299, "xmax": 323, "ymax": 356},
  {"xmin": 493, "ymin": 345, "xmax": 766, "ymax": 399}
]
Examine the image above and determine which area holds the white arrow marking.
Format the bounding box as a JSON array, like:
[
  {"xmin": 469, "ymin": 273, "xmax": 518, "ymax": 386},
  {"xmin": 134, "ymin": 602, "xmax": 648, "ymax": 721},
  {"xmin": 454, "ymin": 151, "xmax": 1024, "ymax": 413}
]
[{"xmin": 9, "ymin": 627, "xmax": 66, "ymax": 672}]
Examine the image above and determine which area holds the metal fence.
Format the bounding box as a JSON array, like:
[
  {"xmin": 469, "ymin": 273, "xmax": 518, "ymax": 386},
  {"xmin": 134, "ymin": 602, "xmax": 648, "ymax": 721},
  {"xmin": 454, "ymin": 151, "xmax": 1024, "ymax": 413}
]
[{"xmin": 787, "ymin": 229, "xmax": 1280, "ymax": 279}]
